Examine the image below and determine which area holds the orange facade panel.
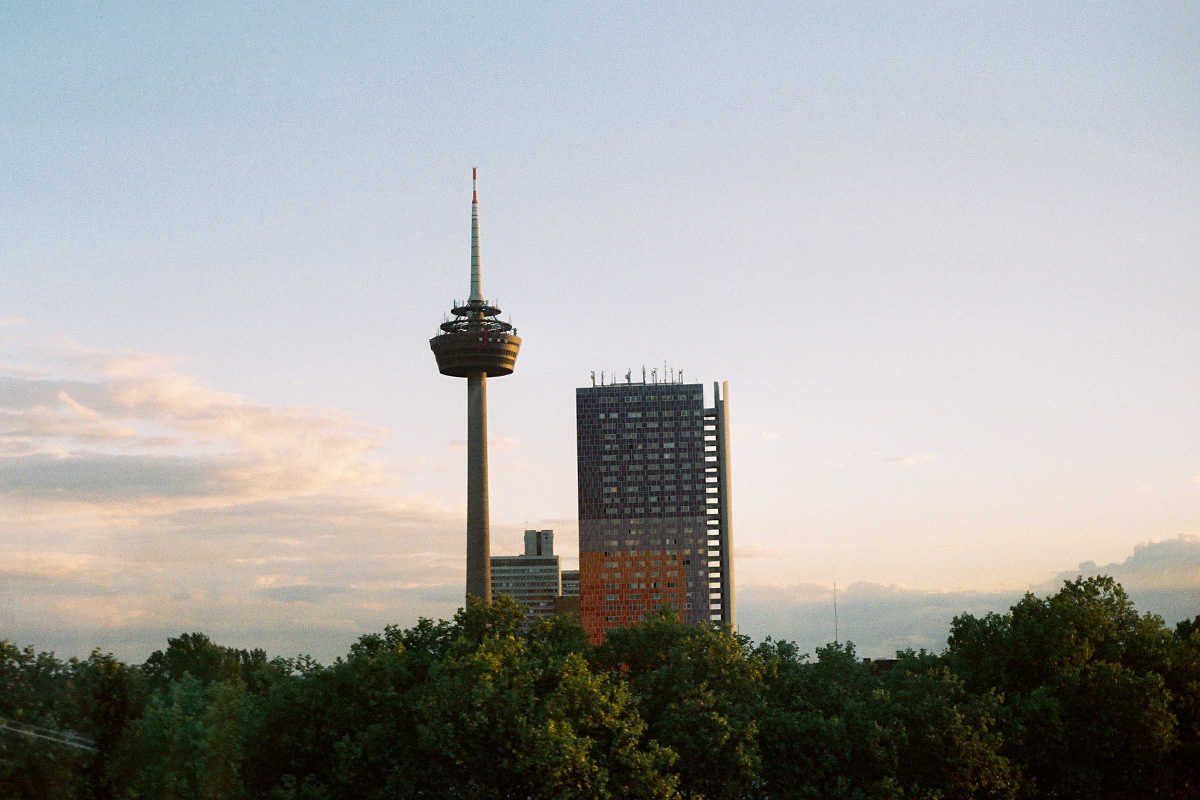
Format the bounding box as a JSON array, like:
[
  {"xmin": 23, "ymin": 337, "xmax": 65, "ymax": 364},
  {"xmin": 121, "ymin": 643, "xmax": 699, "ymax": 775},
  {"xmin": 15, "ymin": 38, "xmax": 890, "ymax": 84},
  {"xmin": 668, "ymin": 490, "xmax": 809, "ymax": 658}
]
[{"xmin": 579, "ymin": 550, "xmax": 687, "ymax": 645}]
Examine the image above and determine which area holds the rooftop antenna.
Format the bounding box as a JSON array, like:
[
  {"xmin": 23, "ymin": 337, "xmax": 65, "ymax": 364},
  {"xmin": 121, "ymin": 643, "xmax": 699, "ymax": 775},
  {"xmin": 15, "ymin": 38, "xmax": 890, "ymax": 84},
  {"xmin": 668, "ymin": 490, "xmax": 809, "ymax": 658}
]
[
  {"xmin": 678, "ymin": 369, "xmax": 684, "ymax": 384},
  {"xmin": 642, "ymin": 366, "xmax": 647, "ymax": 383},
  {"xmin": 591, "ymin": 370, "xmax": 596, "ymax": 387},
  {"xmin": 626, "ymin": 370, "xmax": 632, "ymax": 385},
  {"xmin": 651, "ymin": 368, "xmax": 658, "ymax": 384}
]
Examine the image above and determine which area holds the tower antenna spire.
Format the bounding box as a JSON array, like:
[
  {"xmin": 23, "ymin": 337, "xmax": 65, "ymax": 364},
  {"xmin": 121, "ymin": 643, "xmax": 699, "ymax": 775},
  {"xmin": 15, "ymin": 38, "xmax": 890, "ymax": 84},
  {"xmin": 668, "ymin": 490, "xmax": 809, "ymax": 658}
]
[{"xmin": 469, "ymin": 167, "xmax": 484, "ymax": 303}]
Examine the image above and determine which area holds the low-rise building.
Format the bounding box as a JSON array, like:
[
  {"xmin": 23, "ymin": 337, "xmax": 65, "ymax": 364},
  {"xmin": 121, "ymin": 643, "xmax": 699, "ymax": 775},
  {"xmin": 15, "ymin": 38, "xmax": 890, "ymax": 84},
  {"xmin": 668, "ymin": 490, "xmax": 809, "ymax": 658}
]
[{"xmin": 491, "ymin": 530, "xmax": 560, "ymax": 620}]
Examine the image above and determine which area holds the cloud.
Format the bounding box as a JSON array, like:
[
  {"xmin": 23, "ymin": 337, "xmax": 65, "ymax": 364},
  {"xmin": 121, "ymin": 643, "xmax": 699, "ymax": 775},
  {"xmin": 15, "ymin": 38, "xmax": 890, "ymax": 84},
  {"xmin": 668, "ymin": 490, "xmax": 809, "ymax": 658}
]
[
  {"xmin": 489, "ymin": 435, "xmax": 524, "ymax": 454},
  {"xmin": 0, "ymin": 492, "xmax": 468, "ymax": 663},
  {"xmin": 0, "ymin": 551, "xmax": 114, "ymax": 581},
  {"xmin": 738, "ymin": 581, "xmax": 1022, "ymax": 658},
  {"xmin": 448, "ymin": 435, "xmax": 523, "ymax": 454},
  {"xmin": 259, "ymin": 584, "xmax": 353, "ymax": 603},
  {"xmin": 883, "ymin": 454, "xmax": 936, "ymax": 466},
  {"xmin": 0, "ymin": 337, "xmax": 471, "ymax": 663},
  {"xmin": 1034, "ymin": 534, "xmax": 1200, "ymax": 623},
  {"xmin": 0, "ymin": 341, "xmax": 388, "ymax": 519},
  {"xmin": 740, "ymin": 537, "xmax": 1200, "ymax": 659},
  {"xmin": 735, "ymin": 544, "xmax": 785, "ymax": 559},
  {"xmin": 1044, "ymin": 534, "xmax": 1200, "ymax": 591},
  {"xmin": 733, "ymin": 423, "xmax": 780, "ymax": 442}
]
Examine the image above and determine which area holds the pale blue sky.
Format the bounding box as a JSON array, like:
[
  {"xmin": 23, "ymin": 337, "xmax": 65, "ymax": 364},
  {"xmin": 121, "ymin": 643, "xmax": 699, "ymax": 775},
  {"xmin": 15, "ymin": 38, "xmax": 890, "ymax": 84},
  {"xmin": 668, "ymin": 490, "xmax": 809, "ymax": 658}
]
[{"xmin": 2, "ymin": 4, "xmax": 1197, "ymax": 660}]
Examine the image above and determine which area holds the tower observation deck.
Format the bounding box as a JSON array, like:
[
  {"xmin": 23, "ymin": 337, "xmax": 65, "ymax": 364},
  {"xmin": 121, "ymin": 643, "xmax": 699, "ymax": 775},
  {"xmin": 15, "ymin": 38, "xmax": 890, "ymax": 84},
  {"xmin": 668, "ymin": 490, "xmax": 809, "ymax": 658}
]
[{"xmin": 430, "ymin": 169, "xmax": 522, "ymax": 604}]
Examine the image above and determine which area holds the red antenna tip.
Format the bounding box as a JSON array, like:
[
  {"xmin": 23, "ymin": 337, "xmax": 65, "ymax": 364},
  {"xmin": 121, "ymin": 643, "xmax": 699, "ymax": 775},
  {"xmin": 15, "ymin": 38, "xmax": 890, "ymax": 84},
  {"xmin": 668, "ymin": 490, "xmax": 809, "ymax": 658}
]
[{"xmin": 473, "ymin": 167, "xmax": 477, "ymax": 180}]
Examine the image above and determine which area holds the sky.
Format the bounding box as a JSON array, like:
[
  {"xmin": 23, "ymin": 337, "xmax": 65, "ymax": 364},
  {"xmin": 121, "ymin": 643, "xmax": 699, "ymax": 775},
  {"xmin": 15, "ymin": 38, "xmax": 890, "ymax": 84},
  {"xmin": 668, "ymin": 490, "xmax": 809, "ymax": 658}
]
[{"xmin": 2, "ymin": 3, "xmax": 1198, "ymax": 662}]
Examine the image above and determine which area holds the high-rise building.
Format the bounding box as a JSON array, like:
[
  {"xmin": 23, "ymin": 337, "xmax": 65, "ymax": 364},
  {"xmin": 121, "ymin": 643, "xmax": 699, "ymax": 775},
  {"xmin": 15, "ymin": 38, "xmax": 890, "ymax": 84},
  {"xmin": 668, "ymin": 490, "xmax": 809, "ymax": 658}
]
[
  {"xmin": 491, "ymin": 530, "xmax": 561, "ymax": 620},
  {"xmin": 576, "ymin": 376, "xmax": 733, "ymax": 643},
  {"xmin": 430, "ymin": 170, "xmax": 521, "ymax": 604}
]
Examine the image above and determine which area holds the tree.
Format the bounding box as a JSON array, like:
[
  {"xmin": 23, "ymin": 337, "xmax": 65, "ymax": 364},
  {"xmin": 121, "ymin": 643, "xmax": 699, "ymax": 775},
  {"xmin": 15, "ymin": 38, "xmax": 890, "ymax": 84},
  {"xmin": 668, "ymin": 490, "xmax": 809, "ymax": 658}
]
[
  {"xmin": 131, "ymin": 673, "xmax": 249, "ymax": 800},
  {"xmin": 946, "ymin": 576, "xmax": 1178, "ymax": 799},
  {"xmin": 1163, "ymin": 619, "xmax": 1200, "ymax": 797},
  {"xmin": 243, "ymin": 598, "xmax": 679, "ymax": 799},
  {"xmin": 0, "ymin": 642, "xmax": 81, "ymax": 800},
  {"xmin": 69, "ymin": 649, "xmax": 146, "ymax": 800},
  {"xmin": 142, "ymin": 632, "xmax": 285, "ymax": 695},
  {"xmin": 755, "ymin": 640, "xmax": 903, "ymax": 800},
  {"xmin": 594, "ymin": 611, "xmax": 762, "ymax": 799},
  {"xmin": 881, "ymin": 654, "xmax": 1018, "ymax": 800}
]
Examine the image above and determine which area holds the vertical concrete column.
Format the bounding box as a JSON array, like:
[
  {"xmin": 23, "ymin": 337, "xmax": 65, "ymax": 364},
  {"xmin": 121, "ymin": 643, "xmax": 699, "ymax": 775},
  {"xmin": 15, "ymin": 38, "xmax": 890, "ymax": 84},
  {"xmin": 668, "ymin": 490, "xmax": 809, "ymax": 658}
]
[
  {"xmin": 466, "ymin": 371, "xmax": 491, "ymax": 603},
  {"xmin": 715, "ymin": 381, "xmax": 735, "ymax": 629}
]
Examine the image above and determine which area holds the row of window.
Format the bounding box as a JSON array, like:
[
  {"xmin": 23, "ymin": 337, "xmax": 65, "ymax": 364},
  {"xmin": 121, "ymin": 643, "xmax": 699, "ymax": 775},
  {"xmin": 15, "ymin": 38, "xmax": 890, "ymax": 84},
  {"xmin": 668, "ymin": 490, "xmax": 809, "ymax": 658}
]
[
  {"xmin": 583, "ymin": 393, "xmax": 700, "ymax": 403},
  {"xmin": 593, "ymin": 450, "xmax": 695, "ymax": 461},
  {"xmin": 601, "ymin": 558, "xmax": 680, "ymax": 568},
  {"xmin": 593, "ymin": 451, "xmax": 700, "ymax": 461},
  {"xmin": 596, "ymin": 410, "xmax": 701, "ymax": 419}
]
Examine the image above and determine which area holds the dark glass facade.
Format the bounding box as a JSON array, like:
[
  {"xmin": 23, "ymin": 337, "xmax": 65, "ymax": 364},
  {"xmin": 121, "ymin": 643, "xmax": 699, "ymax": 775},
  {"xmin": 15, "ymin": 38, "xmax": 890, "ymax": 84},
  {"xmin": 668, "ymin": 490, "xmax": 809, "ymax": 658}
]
[{"xmin": 576, "ymin": 381, "xmax": 731, "ymax": 642}]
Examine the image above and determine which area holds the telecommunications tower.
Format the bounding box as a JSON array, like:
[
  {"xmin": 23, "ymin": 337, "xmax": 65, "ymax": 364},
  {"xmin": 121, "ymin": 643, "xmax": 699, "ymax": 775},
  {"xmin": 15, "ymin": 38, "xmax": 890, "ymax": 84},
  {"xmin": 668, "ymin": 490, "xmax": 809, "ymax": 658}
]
[{"xmin": 430, "ymin": 169, "xmax": 522, "ymax": 604}]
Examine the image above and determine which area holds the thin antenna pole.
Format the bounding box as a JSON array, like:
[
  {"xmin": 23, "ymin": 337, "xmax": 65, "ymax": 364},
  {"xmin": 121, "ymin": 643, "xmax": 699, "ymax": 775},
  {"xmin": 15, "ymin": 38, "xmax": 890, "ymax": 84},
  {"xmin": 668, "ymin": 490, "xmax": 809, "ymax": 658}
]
[
  {"xmin": 833, "ymin": 573, "xmax": 839, "ymax": 645},
  {"xmin": 469, "ymin": 168, "xmax": 483, "ymax": 303}
]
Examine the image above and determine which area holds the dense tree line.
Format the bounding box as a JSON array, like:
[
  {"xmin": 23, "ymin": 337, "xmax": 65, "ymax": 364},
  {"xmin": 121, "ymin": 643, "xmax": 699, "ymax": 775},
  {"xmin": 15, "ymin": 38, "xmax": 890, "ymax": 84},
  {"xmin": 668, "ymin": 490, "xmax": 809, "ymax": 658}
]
[{"xmin": 2, "ymin": 576, "xmax": 1197, "ymax": 799}]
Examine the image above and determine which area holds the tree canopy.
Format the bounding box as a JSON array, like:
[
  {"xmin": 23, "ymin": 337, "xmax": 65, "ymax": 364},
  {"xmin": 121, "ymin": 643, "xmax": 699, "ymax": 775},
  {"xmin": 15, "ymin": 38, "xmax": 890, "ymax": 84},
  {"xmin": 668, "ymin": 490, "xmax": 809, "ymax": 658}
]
[{"xmin": 2, "ymin": 578, "xmax": 1196, "ymax": 799}]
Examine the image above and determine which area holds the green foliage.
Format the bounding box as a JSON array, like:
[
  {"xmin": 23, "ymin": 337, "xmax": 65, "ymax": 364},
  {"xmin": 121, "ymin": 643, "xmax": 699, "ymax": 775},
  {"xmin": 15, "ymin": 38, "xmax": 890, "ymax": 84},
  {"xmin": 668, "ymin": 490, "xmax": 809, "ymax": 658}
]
[
  {"xmin": 242, "ymin": 596, "xmax": 678, "ymax": 799},
  {"xmin": 946, "ymin": 576, "xmax": 1185, "ymax": 799},
  {"xmin": 1165, "ymin": 618, "xmax": 1200, "ymax": 796},
  {"xmin": 70, "ymin": 649, "xmax": 146, "ymax": 799},
  {"xmin": 0, "ymin": 642, "xmax": 82, "ymax": 800},
  {"xmin": 753, "ymin": 640, "xmax": 1014, "ymax": 800},
  {"xmin": 595, "ymin": 611, "xmax": 762, "ymax": 799},
  {"xmin": 881, "ymin": 657, "xmax": 1017, "ymax": 799},
  {"xmin": 131, "ymin": 674, "xmax": 248, "ymax": 800},
  {"xmin": 4, "ymin": 578, "xmax": 1197, "ymax": 799},
  {"xmin": 142, "ymin": 632, "xmax": 289, "ymax": 695}
]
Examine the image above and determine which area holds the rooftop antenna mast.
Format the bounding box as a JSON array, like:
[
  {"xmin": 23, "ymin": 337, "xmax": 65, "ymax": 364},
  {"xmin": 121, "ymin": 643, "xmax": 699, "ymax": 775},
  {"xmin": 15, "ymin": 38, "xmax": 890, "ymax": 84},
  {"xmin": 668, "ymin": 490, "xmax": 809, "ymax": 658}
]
[
  {"xmin": 833, "ymin": 572, "xmax": 839, "ymax": 645},
  {"xmin": 469, "ymin": 167, "xmax": 483, "ymax": 304}
]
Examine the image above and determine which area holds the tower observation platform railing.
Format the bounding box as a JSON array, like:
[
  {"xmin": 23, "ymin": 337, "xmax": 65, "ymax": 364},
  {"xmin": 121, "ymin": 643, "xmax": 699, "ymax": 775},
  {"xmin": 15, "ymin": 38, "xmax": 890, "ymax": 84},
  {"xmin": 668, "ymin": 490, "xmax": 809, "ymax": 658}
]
[{"xmin": 430, "ymin": 301, "xmax": 521, "ymax": 378}]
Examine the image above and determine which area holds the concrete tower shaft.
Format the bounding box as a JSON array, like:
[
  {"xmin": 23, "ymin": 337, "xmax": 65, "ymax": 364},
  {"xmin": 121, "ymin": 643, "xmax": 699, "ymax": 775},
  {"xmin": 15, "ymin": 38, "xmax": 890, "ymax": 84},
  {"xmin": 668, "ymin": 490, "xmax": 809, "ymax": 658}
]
[{"xmin": 430, "ymin": 170, "xmax": 522, "ymax": 604}]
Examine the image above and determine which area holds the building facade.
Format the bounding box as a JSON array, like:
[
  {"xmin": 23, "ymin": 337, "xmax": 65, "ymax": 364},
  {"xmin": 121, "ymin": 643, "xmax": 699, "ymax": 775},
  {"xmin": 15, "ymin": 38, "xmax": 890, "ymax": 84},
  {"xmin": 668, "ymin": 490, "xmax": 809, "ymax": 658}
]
[
  {"xmin": 576, "ymin": 378, "xmax": 733, "ymax": 643},
  {"xmin": 524, "ymin": 529, "xmax": 554, "ymax": 556},
  {"xmin": 560, "ymin": 569, "xmax": 580, "ymax": 597},
  {"xmin": 490, "ymin": 529, "xmax": 561, "ymax": 620}
]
